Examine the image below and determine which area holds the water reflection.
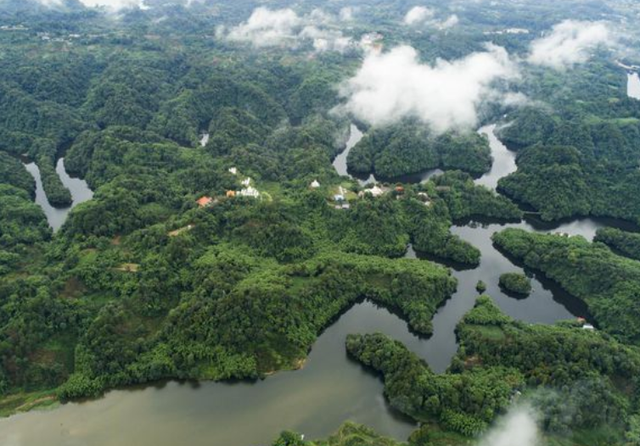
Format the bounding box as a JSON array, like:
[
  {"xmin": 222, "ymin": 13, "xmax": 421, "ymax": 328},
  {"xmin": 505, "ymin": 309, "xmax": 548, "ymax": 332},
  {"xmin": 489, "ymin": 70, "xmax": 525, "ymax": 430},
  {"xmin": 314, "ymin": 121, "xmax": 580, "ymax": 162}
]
[
  {"xmin": 476, "ymin": 124, "xmax": 516, "ymax": 190},
  {"xmin": 0, "ymin": 302, "xmax": 418, "ymax": 446},
  {"xmin": 23, "ymin": 158, "xmax": 93, "ymax": 232}
]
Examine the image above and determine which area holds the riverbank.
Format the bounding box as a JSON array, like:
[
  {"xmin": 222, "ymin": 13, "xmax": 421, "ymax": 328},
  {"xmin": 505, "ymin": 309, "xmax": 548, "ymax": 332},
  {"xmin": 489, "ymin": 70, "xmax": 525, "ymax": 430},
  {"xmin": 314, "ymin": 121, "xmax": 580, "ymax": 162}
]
[{"xmin": 0, "ymin": 390, "xmax": 59, "ymax": 418}]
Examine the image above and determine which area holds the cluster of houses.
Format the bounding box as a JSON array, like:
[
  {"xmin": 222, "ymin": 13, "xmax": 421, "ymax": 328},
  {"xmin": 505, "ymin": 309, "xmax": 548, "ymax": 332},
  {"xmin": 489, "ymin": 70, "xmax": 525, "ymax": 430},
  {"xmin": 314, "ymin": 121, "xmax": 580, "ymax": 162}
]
[
  {"xmin": 196, "ymin": 167, "xmax": 261, "ymax": 208},
  {"xmin": 324, "ymin": 180, "xmax": 433, "ymax": 210}
]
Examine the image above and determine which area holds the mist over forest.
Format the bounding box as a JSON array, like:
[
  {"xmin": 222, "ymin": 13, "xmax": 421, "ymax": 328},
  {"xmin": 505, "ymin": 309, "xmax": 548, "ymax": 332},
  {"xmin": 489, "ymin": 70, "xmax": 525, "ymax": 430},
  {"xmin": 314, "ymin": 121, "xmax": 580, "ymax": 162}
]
[{"xmin": 0, "ymin": 0, "xmax": 640, "ymax": 445}]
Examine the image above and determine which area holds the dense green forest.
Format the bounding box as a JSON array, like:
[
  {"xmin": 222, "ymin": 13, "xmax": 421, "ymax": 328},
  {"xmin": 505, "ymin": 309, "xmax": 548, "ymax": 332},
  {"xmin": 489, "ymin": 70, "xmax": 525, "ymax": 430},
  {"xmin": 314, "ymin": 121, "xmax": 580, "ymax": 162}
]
[
  {"xmin": 496, "ymin": 67, "xmax": 640, "ymax": 223},
  {"xmin": 595, "ymin": 227, "xmax": 640, "ymax": 261},
  {"xmin": 0, "ymin": 0, "xmax": 639, "ymax": 445},
  {"xmin": 499, "ymin": 272, "xmax": 532, "ymax": 296},
  {"xmin": 347, "ymin": 122, "xmax": 492, "ymax": 179},
  {"xmin": 276, "ymin": 296, "xmax": 640, "ymax": 445},
  {"xmin": 493, "ymin": 229, "xmax": 640, "ymax": 345}
]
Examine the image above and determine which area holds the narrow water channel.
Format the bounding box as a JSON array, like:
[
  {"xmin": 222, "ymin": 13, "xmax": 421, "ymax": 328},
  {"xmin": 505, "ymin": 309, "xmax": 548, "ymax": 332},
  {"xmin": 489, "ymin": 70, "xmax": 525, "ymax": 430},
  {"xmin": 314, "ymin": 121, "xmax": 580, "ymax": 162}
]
[
  {"xmin": 2, "ymin": 124, "xmax": 632, "ymax": 446},
  {"xmin": 333, "ymin": 124, "xmax": 441, "ymax": 186},
  {"xmin": 22, "ymin": 158, "xmax": 93, "ymax": 232},
  {"xmin": 476, "ymin": 124, "xmax": 516, "ymax": 191}
]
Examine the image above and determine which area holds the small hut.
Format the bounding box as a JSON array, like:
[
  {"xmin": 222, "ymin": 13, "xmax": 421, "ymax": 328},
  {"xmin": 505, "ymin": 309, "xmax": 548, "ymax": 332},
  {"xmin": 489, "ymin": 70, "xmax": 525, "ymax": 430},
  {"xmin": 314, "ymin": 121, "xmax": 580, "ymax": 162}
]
[{"xmin": 196, "ymin": 196, "xmax": 213, "ymax": 208}]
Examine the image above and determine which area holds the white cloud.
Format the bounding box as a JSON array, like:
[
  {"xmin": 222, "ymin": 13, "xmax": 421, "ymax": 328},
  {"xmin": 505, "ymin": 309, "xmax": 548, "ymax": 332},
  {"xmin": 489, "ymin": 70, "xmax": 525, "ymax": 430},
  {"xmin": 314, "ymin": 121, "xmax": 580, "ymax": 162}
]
[
  {"xmin": 338, "ymin": 44, "xmax": 518, "ymax": 132},
  {"xmin": 404, "ymin": 7, "xmax": 459, "ymax": 30},
  {"xmin": 528, "ymin": 20, "xmax": 612, "ymax": 70},
  {"xmin": 439, "ymin": 14, "xmax": 459, "ymax": 29},
  {"xmin": 339, "ymin": 7, "xmax": 355, "ymax": 22},
  {"xmin": 404, "ymin": 6, "xmax": 435, "ymax": 26},
  {"xmin": 227, "ymin": 7, "xmax": 301, "ymax": 47},
  {"xmin": 479, "ymin": 406, "xmax": 540, "ymax": 446},
  {"xmin": 35, "ymin": 0, "xmax": 146, "ymax": 10},
  {"xmin": 77, "ymin": 0, "xmax": 146, "ymax": 9},
  {"xmin": 225, "ymin": 7, "xmax": 353, "ymax": 52},
  {"xmin": 300, "ymin": 26, "xmax": 352, "ymax": 53}
]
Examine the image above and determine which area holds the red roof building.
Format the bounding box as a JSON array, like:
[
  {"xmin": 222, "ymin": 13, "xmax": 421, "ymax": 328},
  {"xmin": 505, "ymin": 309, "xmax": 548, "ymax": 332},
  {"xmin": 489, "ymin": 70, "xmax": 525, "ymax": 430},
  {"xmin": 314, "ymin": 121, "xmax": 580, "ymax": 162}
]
[{"xmin": 197, "ymin": 196, "xmax": 214, "ymax": 207}]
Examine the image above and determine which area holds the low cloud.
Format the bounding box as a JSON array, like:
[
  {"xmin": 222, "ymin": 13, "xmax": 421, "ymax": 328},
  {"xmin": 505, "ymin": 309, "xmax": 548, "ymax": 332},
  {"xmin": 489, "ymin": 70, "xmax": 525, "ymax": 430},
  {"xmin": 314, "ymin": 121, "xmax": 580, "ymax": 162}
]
[
  {"xmin": 337, "ymin": 44, "xmax": 518, "ymax": 132},
  {"xmin": 439, "ymin": 14, "xmax": 459, "ymax": 30},
  {"xmin": 528, "ymin": 20, "xmax": 612, "ymax": 70},
  {"xmin": 38, "ymin": 0, "xmax": 147, "ymax": 10},
  {"xmin": 404, "ymin": 6, "xmax": 435, "ymax": 26},
  {"xmin": 339, "ymin": 7, "xmax": 356, "ymax": 22},
  {"xmin": 224, "ymin": 7, "xmax": 353, "ymax": 52},
  {"xmin": 226, "ymin": 7, "xmax": 301, "ymax": 47},
  {"xmin": 404, "ymin": 6, "xmax": 459, "ymax": 30},
  {"xmin": 479, "ymin": 406, "xmax": 540, "ymax": 446}
]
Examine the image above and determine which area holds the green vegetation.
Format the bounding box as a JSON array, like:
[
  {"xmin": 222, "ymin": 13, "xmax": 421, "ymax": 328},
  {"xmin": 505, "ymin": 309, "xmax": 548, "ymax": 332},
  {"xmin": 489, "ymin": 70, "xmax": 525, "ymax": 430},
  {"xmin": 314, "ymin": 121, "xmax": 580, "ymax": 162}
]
[
  {"xmin": 348, "ymin": 122, "xmax": 491, "ymax": 179},
  {"xmin": 336, "ymin": 296, "xmax": 640, "ymax": 445},
  {"xmin": 347, "ymin": 332, "xmax": 523, "ymax": 436},
  {"xmin": 493, "ymin": 229, "xmax": 640, "ymax": 344},
  {"xmin": 497, "ymin": 66, "xmax": 640, "ymax": 223},
  {"xmin": 595, "ymin": 227, "xmax": 640, "ymax": 261},
  {"xmin": 454, "ymin": 296, "xmax": 640, "ymax": 443},
  {"xmin": 272, "ymin": 423, "xmax": 405, "ymax": 446},
  {"xmin": 1, "ymin": 2, "xmax": 640, "ymax": 446},
  {"xmin": 35, "ymin": 155, "xmax": 72, "ymax": 207},
  {"xmin": 430, "ymin": 171, "xmax": 522, "ymax": 222},
  {"xmin": 498, "ymin": 272, "xmax": 532, "ymax": 296}
]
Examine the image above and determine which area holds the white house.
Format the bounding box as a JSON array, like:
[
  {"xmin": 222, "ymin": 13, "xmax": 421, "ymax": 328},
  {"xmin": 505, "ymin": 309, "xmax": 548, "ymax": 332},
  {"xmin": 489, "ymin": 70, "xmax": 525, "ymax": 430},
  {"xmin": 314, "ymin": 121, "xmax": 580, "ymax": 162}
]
[
  {"xmin": 310, "ymin": 180, "xmax": 321, "ymax": 189},
  {"xmin": 366, "ymin": 185, "xmax": 384, "ymax": 197},
  {"xmin": 238, "ymin": 187, "xmax": 260, "ymax": 198},
  {"xmin": 229, "ymin": 167, "xmax": 238, "ymax": 175},
  {"xmin": 241, "ymin": 177, "xmax": 252, "ymax": 187}
]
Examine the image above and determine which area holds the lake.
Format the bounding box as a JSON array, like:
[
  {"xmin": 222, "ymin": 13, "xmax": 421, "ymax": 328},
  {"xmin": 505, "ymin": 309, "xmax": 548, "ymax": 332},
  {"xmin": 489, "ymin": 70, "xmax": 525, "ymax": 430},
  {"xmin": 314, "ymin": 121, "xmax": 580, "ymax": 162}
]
[
  {"xmin": 1, "ymin": 126, "xmax": 632, "ymax": 445},
  {"xmin": 23, "ymin": 158, "xmax": 93, "ymax": 232}
]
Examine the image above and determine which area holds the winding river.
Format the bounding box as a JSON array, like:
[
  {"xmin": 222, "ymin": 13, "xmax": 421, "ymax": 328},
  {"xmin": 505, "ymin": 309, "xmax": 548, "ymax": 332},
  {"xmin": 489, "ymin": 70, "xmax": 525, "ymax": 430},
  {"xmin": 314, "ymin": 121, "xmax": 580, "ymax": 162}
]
[
  {"xmin": 332, "ymin": 124, "xmax": 441, "ymax": 186},
  {"xmin": 23, "ymin": 158, "xmax": 93, "ymax": 232},
  {"xmin": 1, "ymin": 125, "xmax": 634, "ymax": 445}
]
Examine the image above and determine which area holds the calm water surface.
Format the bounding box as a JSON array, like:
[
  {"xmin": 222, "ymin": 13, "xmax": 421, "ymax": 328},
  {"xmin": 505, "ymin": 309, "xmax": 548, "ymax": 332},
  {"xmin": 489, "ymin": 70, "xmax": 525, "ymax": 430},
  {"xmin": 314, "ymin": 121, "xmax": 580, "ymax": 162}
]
[
  {"xmin": 23, "ymin": 158, "xmax": 93, "ymax": 232},
  {"xmin": 2, "ymin": 126, "xmax": 631, "ymax": 445},
  {"xmin": 0, "ymin": 302, "xmax": 418, "ymax": 446}
]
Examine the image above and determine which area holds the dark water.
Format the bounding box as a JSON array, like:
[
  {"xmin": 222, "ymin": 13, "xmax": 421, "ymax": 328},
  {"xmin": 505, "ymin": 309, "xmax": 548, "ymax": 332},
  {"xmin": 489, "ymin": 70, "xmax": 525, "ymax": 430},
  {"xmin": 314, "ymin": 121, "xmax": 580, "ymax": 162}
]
[
  {"xmin": 1, "ymin": 126, "xmax": 629, "ymax": 445},
  {"xmin": 411, "ymin": 216, "xmax": 620, "ymax": 373},
  {"xmin": 22, "ymin": 158, "xmax": 93, "ymax": 232}
]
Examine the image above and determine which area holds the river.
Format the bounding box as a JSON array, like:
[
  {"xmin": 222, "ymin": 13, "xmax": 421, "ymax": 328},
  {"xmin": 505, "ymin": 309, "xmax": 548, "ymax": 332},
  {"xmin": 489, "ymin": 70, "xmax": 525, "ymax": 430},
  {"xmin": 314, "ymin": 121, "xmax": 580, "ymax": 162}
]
[
  {"xmin": 332, "ymin": 124, "xmax": 442, "ymax": 186},
  {"xmin": 0, "ymin": 126, "xmax": 632, "ymax": 445},
  {"xmin": 23, "ymin": 158, "xmax": 93, "ymax": 232}
]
